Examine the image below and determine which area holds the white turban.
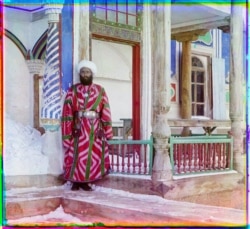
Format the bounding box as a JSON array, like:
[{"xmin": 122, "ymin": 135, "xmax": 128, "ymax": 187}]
[{"xmin": 77, "ymin": 60, "xmax": 97, "ymax": 76}]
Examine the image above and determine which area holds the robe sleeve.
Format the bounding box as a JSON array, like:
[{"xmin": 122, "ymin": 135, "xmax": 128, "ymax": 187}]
[
  {"xmin": 100, "ymin": 88, "xmax": 113, "ymax": 140},
  {"xmin": 61, "ymin": 88, "xmax": 74, "ymax": 148}
]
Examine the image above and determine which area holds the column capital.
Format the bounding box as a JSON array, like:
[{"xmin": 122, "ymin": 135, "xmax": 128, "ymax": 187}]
[
  {"xmin": 44, "ymin": 1, "xmax": 64, "ymax": 22},
  {"xmin": 171, "ymin": 29, "xmax": 208, "ymax": 42},
  {"xmin": 26, "ymin": 59, "xmax": 45, "ymax": 75}
]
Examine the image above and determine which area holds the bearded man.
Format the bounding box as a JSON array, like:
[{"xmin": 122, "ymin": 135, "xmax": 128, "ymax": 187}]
[{"xmin": 61, "ymin": 60, "xmax": 113, "ymax": 191}]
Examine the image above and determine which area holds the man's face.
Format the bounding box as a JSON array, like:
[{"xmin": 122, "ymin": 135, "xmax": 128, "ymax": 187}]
[{"xmin": 80, "ymin": 67, "xmax": 93, "ymax": 85}]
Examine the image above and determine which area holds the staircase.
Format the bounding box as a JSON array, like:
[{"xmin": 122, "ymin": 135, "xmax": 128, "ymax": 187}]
[{"xmin": 4, "ymin": 174, "xmax": 246, "ymax": 227}]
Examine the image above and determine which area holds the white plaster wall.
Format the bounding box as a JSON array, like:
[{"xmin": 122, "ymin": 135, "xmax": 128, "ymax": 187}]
[
  {"xmin": 168, "ymin": 103, "xmax": 181, "ymax": 119},
  {"xmin": 4, "ymin": 9, "xmax": 30, "ymax": 49},
  {"xmin": 94, "ymin": 78, "xmax": 132, "ymax": 125},
  {"xmin": 4, "ymin": 37, "xmax": 32, "ymax": 126},
  {"xmin": 4, "ymin": 8, "xmax": 48, "ymax": 49},
  {"xmin": 4, "ymin": 8, "xmax": 48, "ymax": 126},
  {"xmin": 92, "ymin": 39, "xmax": 132, "ymax": 125},
  {"xmin": 29, "ymin": 18, "xmax": 48, "ymax": 50}
]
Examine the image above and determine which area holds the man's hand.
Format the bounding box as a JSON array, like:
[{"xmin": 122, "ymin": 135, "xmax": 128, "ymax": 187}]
[{"xmin": 72, "ymin": 128, "xmax": 80, "ymax": 137}]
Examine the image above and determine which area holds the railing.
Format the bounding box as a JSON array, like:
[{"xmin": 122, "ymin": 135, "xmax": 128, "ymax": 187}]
[
  {"xmin": 107, "ymin": 136, "xmax": 153, "ymax": 175},
  {"xmin": 169, "ymin": 135, "xmax": 233, "ymax": 175}
]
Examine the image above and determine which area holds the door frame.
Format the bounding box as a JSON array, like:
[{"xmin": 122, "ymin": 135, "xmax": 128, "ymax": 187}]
[{"xmin": 91, "ymin": 34, "xmax": 141, "ymax": 140}]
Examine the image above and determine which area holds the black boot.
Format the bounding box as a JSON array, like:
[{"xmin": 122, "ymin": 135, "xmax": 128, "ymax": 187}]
[
  {"xmin": 71, "ymin": 182, "xmax": 80, "ymax": 191},
  {"xmin": 79, "ymin": 183, "xmax": 93, "ymax": 191}
]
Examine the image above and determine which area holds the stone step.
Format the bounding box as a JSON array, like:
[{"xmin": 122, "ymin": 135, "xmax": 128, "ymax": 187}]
[{"xmin": 5, "ymin": 185, "xmax": 246, "ymax": 227}]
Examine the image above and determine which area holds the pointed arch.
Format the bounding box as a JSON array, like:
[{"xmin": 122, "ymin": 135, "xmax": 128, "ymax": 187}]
[
  {"xmin": 32, "ymin": 30, "xmax": 48, "ymax": 59},
  {"xmin": 4, "ymin": 29, "xmax": 27, "ymax": 58}
]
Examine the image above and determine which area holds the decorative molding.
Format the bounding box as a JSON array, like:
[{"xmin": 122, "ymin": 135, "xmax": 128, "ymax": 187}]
[
  {"xmin": 91, "ymin": 22, "xmax": 141, "ymax": 43},
  {"xmin": 40, "ymin": 118, "xmax": 61, "ymax": 131},
  {"xmin": 193, "ymin": 30, "xmax": 213, "ymax": 47}
]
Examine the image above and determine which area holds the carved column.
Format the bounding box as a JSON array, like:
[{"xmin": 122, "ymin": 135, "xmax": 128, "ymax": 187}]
[
  {"xmin": 151, "ymin": 4, "xmax": 172, "ymax": 184},
  {"xmin": 141, "ymin": 5, "xmax": 152, "ymax": 140},
  {"xmin": 229, "ymin": 3, "xmax": 244, "ymax": 174}
]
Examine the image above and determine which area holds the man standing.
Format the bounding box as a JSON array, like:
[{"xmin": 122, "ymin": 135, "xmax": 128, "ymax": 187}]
[{"xmin": 61, "ymin": 60, "xmax": 113, "ymax": 191}]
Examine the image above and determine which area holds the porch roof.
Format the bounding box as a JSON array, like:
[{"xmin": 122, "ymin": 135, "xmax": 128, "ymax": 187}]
[{"xmin": 4, "ymin": 3, "xmax": 231, "ymax": 32}]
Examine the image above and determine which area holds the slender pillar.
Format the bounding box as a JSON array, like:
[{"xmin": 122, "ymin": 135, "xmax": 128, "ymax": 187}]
[
  {"xmin": 180, "ymin": 40, "xmax": 192, "ymax": 136},
  {"xmin": 78, "ymin": 4, "xmax": 90, "ymax": 60},
  {"xmin": 141, "ymin": 5, "xmax": 152, "ymax": 140},
  {"xmin": 151, "ymin": 4, "xmax": 172, "ymax": 184},
  {"xmin": 229, "ymin": 3, "xmax": 244, "ymax": 174},
  {"xmin": 26, "ymin": 59, "xmax": 45, "ymax": 129},
  {"xmin": 41, "ymin": 3, "xmax": 63, "ymax": 131},
  {"xmin": 73, "ymin": 4, "xmax": 90, "ymax": 83},
  {"xmin": 40, "ymin": 3, "xmax": 64, "ymax": 175},
  {"xmin": 172, "ymin": 30, "xmax": 207, "ymax": 136}
]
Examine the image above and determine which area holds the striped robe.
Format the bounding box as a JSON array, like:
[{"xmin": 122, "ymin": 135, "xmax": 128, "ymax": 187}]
[{"xmin": 61, "ymin": 83, "xmax": 113, "ymax": 183}]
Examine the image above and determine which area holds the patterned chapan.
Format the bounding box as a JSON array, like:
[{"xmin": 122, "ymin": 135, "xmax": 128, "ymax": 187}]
[{"xmin": 61, "ymin": 83, "xmax": 113, "ymax": 183}]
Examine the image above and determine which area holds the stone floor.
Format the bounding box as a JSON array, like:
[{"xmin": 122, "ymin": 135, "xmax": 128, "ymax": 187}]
[{"xmin": 4, "ymin": 174, "xmax": 247, "ymax": 227}]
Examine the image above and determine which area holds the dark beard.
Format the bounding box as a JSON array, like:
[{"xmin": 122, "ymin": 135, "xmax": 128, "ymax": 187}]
[{"xmin": 80, "ymin": 76, "xmax": 93, "ymax": 85}]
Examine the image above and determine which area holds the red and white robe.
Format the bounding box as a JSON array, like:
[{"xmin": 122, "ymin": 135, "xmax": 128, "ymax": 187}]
[{"xmin": 61, "ymin": 83, "xmax": 113, "ymax": 183}]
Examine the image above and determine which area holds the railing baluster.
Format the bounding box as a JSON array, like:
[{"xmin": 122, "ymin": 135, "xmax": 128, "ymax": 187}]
[
  {"xmin": 138, "ymin": 144, "xmax": 141, "ymax": 173},
  {"xmin": 143, "ymin": 145, "xmax": 147, "ymax": 174},
  {"xmin": 207, "ymin": 143, "xmax": 210, "ymax": 170},
  {"xmin": 226, "ymin": 142, "xmax": 230, "ymax": 168},
  {"xmin": 194, "ymin": 143, "xmax": 197, "ymax": 172},
  {"xmin": 110, "ymin": 144, "xmax": 114, "ymax": 172},
  {"xmin": 109, "ymin": 135, "xmax": 233, "ymax": 176},
  {"xmin": 177, "ymin": 144, "xmax": 181, "ymax": 174},
  {"xmin": 229, "ymin": 142, "xmax": 232, "ymax": 168},
  {"xmin": 174, "ymin": 143, "xmax": 177, "ymax": 173},
  {"xmin": 132, "ymin": 144, "xmax": 136, "ymax": 174},
  {"xmin": 212, "ymin": 143, "xmax": 216, "ymax": 169},
  {"xmin": 217, "ymin": 143, "xmax": 221, "ymax": 169},
  {"xmin": 182, "ymin": 144, "xmax": 186, "ymax": 173},
  {"xmin": 121, "ymin": 143, "xmax": 125, "ymax": 172},
  {"xmin": 188, "ymin": 143, "xmax": 192, "ymax": 172},
  {"xmin": 127, "ymin": 144, "xmax": 131, "ymax": 173},
  {"xmin": 202, "ymin": 143, "xmax": 206, "ymax": 170},
  {"xmin": 221, "ymin": 142, "xmax": 225, "ymax": 168},
  {"xmin": 204, "ymin": 143, "xmax": 208, "ymax": 170},
  {"xmin": 198, "ymin": 143, "xmax": 202, "ymax": 170},
  {"xmin": 107, "ymin": 138, "xmax": 153, "ymax": 175}
]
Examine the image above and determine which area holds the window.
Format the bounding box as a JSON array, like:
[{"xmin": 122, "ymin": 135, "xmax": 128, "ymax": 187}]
[
  {"xmin": 191, "ymin": 57, "xmax": 206, "ymax": 116},
  {"xmin": 91, "ymin": 0, "xmax": 141, "ymax": 30}
]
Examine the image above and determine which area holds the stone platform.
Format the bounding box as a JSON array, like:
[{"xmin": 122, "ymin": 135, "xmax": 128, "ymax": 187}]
[{"xmin": 4, "ymin": 174, "xmax": 247, "ymax": 227}]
